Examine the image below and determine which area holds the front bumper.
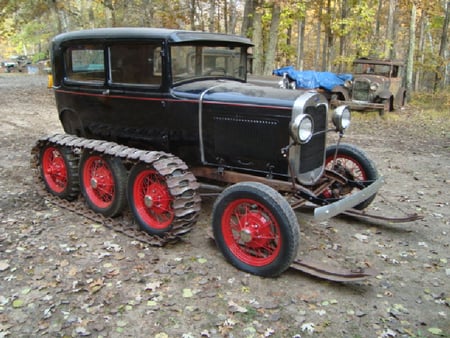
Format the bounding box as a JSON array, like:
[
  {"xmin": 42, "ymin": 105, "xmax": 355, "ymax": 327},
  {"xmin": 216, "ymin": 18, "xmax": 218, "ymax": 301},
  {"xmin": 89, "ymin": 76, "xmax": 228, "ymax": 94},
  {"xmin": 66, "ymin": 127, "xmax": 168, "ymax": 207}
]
[
  {"xmin": 314, "ymin": 176, "xmax": 384, "ymax": 220},
  {"xmin": 330, "ymin": 99, "xmax": 386, "ymax": 111}
]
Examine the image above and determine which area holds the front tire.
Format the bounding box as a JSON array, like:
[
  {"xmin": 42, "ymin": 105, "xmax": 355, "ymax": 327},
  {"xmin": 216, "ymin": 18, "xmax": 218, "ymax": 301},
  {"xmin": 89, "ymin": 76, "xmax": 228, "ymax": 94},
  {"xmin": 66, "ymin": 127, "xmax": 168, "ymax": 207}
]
[
  {"xmin": 212, "ymin": 182, "xmax": 299, "ymax": 277},
  {"xmin": 325, "ymin": 143, "xmax": 379, "ymax": 210}
]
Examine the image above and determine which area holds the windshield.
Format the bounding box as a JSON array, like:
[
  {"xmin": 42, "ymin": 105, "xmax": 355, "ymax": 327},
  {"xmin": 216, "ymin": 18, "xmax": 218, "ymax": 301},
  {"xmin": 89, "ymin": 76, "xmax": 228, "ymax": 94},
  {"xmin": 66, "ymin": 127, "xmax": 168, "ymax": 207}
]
[
  {"xmin": 171, "ymin": 45, "xmax": 247, "ymax": 83},
  {"xmin": 353, "ymin": 63, "xmax": 397, "ymax": 77}
]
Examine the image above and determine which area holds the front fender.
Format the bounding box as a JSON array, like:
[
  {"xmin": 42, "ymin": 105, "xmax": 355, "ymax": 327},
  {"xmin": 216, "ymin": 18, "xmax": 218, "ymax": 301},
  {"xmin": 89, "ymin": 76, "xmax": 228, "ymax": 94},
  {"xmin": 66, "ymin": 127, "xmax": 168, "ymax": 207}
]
[
  {"xmin": 331, "ymin": 85, "xmax": 350, "ymax": 101},
  {"xmin": 378, "ymin": 89, "xmax": 392, "ymax": 100}
]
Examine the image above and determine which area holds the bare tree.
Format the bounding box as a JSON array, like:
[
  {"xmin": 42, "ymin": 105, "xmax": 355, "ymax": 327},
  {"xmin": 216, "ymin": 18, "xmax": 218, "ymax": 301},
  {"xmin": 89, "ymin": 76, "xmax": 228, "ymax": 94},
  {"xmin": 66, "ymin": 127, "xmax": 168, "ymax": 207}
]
[
  {"xmin": 337, "ymin": 0, "xmax": 349, "ymax": 73},
  {"xmin": 385, "ymin": 0, "xmax": 396, "ymax": 59},
  {"xmin": 434, "ymin": 1, "xmax": 450, "ymax": 91},
  {"xmin": 414, "ymin": 9, "xmax": 426, "ymax": 90},
  {"xmin": 296, "ymin": 16, "xmax": 305, "ymax": 70},
  {"xmin": 241, "ymin": 0, "xmax": 254, "ymax": 37},
  {"xmin": 263, "ymin": 2, "xmax": 281, "ymax": 75},
  {"xmin": 190, "ymin": 0, "xmax": 196, "ymax": 30},
  {"xmin": 406, "ymin": 1, "xmax": 416, "ymax": 99},
  {"xmin": 209, "ymin": 0, "xmax": 216, "ymax": 32},
  {"xmin": 252, "ymin": 0, "xmax": 264, "ymax": 75}
]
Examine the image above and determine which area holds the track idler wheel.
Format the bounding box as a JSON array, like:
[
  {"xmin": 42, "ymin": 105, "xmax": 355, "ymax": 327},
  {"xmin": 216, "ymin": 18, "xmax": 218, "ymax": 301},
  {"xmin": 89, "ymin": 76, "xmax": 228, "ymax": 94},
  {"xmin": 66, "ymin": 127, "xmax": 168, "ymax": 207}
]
[{"xmin": 39, "ymin": 144, "xmax": 79, "ymax": 200}]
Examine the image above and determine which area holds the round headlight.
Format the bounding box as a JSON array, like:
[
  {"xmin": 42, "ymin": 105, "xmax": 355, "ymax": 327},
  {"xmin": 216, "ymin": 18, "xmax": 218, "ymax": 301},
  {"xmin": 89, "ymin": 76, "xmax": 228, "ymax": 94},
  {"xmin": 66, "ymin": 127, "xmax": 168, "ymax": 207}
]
[
  {"xmin": 370, "ymin": 82, "xmax": 379, "ymax": 91},
  {"xmin": 332, "ymin": 105, "xmax": 351, "ymax": 132},
  {"xmin": 290, "ymin": 114, "xmax": 314, "ymax": 144}
]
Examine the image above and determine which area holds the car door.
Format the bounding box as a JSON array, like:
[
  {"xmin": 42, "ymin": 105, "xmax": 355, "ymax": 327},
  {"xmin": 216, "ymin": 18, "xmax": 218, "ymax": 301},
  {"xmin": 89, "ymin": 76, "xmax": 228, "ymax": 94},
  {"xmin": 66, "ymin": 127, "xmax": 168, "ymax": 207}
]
[{"xmin": 104, "ymin": 43, "xmax": 169, "ymax": 149}]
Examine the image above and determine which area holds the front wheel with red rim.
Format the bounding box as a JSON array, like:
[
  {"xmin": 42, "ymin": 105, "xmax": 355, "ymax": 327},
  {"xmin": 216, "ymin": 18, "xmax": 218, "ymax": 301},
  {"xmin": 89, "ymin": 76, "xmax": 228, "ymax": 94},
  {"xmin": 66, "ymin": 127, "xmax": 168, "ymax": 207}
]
[
  {"xmin": 324, "ymin": 143, "xmax": 379, "ymax": 210},
  {"xmin": 212, "ymin": 182, "xmax": 299, "ymax": 277},
  {"xmin": 79, "ymin": 152, "xmax": 127, "ymax": 217},
  {"xmin": 39, "ymin": 145, "xmax": 79, "ymax": 200},
  {"xmin": 128, "ymin": 163, "xmax": 175, "ymax": 235}
]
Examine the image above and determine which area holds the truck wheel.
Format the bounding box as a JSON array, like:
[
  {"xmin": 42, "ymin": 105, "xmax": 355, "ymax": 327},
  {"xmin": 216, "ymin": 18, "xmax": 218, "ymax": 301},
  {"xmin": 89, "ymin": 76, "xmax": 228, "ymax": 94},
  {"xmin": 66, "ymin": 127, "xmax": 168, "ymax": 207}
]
[
  {"xmin": 79, "ymin": 152, "xmax": 127, "ymax": 217},
  {"xmin": 128, "ymin": 163, "xmax": 175, "ymax": 235},
  {"xmin": 39, "ymin": 145, "xmax": 79, "ymax": 200},
  {"xmin": 212, "ymin": 182, "xmax": 299, "ymax": 277},
  {"xmin": 325, "ymin": 143, "xmax": 379, "ymax": 210}
]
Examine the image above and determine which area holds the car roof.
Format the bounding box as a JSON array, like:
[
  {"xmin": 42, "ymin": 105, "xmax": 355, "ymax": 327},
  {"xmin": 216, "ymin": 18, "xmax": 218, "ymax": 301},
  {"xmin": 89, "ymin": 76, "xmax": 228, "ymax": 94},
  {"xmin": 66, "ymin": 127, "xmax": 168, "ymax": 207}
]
[
  {"xmin": 52, "ymin": 27, "xmax": 253, "ymax": 47},
  {"xmin": 353, "ymin": 58, "xmax": 404, "ymax": 66}
]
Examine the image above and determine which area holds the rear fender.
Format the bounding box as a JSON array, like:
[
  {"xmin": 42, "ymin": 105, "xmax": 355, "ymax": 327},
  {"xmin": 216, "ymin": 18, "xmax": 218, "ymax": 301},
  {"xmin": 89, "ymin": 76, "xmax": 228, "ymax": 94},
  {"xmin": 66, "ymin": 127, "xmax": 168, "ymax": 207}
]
[{"xmin": 60, "ymin": 109, "xmax": 84, "ymax": 137}]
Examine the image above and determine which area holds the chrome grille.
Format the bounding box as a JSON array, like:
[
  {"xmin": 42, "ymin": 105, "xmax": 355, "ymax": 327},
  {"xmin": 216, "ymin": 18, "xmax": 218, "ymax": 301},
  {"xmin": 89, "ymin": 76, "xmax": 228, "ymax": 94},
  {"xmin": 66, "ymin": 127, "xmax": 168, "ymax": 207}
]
[
  {"xmin": 299, "ymin": 105, "xmax": 327, "ymax": 173},
  {"xmin": 352, "ymin": 79, "xmax": 370, "ymax": 101},
  {"xmin": 289, "ymin": 92, "xmax": 328, "ymax": 185}
]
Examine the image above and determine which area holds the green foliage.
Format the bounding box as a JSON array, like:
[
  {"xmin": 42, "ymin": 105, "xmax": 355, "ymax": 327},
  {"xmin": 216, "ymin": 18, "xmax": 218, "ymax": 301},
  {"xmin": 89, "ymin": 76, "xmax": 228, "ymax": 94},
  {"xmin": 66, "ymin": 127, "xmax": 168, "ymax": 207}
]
[
  {"xmin": 410, "ymin": 89, "xmax": 450, "ymax": 111},
  {"xmin": 32, "ymin": 52, "xmax": 48, "ymax": 63},
  {"xmin": 331, "ymin": 2, "xmax": 377, "ymax": 57}
]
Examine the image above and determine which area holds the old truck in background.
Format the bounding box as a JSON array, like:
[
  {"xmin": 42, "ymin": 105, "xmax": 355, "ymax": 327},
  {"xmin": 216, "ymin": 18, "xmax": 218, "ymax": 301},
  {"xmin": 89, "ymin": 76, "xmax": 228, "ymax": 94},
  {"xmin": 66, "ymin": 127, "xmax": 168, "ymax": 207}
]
[
  {"xmin": 331, "ymin": 58, "xmax": 407, "ymax": 115},
  {"xmin": 256, "ymin": 58, "xmax": 407, "ymax": 115}
]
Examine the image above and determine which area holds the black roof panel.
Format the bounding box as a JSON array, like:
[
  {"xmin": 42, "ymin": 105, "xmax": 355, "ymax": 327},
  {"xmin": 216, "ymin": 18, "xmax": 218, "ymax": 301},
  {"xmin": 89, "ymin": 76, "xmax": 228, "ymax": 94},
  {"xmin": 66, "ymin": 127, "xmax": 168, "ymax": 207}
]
[{"xmin": 52, "ymin": 27, "xmax": 253, "ymax": 46}]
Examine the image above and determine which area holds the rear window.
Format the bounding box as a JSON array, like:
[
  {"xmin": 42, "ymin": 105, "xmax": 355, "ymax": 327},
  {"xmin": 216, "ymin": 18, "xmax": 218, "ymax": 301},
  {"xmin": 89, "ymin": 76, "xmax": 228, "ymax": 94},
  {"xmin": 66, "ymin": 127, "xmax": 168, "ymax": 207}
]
[{"xmin": 65, "ymin": 46, "xmax": 105, "ymax": 83}]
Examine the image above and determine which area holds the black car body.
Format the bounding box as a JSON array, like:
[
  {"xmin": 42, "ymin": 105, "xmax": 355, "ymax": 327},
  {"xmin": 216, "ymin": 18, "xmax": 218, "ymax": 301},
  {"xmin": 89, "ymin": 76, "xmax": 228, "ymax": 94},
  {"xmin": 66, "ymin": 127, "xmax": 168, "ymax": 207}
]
[
  {"xmin": 42, "ymin": 28, "xmax": 383, "ymax": 277},
  {"xmin": 52, "ymin": 28, "xmax": 334, "ymax": 185}
]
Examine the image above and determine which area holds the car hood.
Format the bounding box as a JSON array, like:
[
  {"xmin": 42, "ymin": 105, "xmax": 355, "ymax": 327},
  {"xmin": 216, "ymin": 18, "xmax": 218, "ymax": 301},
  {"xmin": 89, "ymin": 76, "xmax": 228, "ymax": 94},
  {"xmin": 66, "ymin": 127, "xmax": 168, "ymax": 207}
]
[
  {"xmin": 171, "ymin": 79, "xmax": 315, "ymax": 109},
  {"xmin": 353, "ymin": 74, "xmax": 390, "ymax": 86}
]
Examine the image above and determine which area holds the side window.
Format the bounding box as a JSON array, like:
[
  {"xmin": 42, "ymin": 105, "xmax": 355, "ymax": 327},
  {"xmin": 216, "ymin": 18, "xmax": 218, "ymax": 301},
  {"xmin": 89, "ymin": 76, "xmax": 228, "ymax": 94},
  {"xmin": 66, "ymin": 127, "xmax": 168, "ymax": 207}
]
[
  {"xmin": 65, "ymin": 46, "xmax": 105, "ymax": 83},
  {"xmin": 109, "ymin": 44, "xmax": 162, "ymax": 86}
]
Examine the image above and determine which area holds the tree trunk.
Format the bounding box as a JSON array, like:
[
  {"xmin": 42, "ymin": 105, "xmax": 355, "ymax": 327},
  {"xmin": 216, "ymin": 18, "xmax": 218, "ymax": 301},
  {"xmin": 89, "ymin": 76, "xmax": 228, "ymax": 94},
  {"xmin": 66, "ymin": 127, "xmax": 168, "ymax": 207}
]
[
  {"xmin": 190, "ymin": 0, "xmax": 196, "ymax": 30},
  {"xmin": 241, "ymin": 0, "xmax": 254, "ymax": 37},
  {"xmin": 315, "ymin": 0, "xmax": 323, "ymax": 70},
  {"xmin": 322, "ymin": 0, "xmax": 333, "ymax": 71},
  {"xmin": 228, "ymin": 0, "xmax": 238, "ymax": 34},
  {"xmin": 385, "ymin": 0, "xmax": 396, "ymax": 59},
  {"xmin": 338, "ymin": 0, "xmax": 348, "ymax": 73},
  {"xmin": 296, "ymin": 17, "xmax": 305, "ymax": 70},
  {"xmin": 406, "ymin": 2, "xmax": 416, "ymax": 99},
  {"xmin": 414, "ymin": 9, "xmax": 426, "ymax": 91},
  {"xmin": 48, "ymin": 0, "xmax": 63, "ymax": 33},
  {"xmin": 375, "ymin": 0, "xmax": 383, "ymax": 37},
  {"xmin": 252, "ymin": 0, "xmax": 264, "ymax": 75},
  {"xmin": 263, "ymin": 3, "xmax": 281, "ymax": 75},
  {"xmin": 209, "ymin": 0, "xmax": 216, "ymax": 32},
  {"xmin": 434, "ymin": 1, "xmax": 450, "ymax": 91}
]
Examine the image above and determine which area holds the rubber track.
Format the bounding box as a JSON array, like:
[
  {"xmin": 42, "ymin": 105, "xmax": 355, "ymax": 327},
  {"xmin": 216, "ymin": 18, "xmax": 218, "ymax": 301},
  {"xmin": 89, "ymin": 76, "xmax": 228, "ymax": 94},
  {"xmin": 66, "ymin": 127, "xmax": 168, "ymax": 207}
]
[{"xmin": 31, "ymin": 134, "xmax": 202, "ymax": 246}]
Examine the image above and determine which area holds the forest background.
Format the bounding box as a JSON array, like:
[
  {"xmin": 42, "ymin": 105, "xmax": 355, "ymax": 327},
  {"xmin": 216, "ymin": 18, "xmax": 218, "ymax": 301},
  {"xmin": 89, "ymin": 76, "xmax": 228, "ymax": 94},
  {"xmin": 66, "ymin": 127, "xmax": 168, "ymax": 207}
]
[{"xmin": 0, "ymin": 0, "xmax": 449, "ymax": 94}]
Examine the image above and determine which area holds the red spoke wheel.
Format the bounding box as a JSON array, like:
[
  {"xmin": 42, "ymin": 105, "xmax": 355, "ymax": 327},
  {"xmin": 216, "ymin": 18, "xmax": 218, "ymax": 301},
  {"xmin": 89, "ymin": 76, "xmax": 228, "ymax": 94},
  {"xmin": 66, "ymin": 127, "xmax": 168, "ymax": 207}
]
[
  {"xmin": 324, "ymin": 143, "xmax": 379, "ymax": 210},
  {"xmin": 79, "ymin": 152, "xmax": 127, "ymax": 217},
  {"xmin": 128, "ymin": 164, "xmax": 175, "ymax": 235},
  {"xmin": 39, "ymin": 145, "xmax": 79, "ymax": 200},
  {"xmin": 212, "ymin": 182, "xmax": 299, "ymax": 277}
]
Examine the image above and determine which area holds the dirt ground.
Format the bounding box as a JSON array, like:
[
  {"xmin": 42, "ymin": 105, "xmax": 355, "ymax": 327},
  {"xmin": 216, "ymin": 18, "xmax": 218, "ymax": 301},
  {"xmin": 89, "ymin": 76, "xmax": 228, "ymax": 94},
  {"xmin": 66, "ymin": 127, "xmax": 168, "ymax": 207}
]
[{"xmin": 0, "ymin": 73, "xmax": 449, "ymax": 338}]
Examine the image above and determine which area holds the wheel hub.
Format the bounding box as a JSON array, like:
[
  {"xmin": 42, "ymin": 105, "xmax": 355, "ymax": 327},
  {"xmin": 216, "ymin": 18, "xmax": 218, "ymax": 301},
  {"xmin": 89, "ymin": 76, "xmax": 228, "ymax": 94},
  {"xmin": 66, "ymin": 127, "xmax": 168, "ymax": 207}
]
[
  {"xmin": 90, "ymin": 177, "xmax": 98, "ymax": 189},
  {"xmin": 240, "ymin": 228, "xmax": 253, "ymax": 243},
  {"xmin": 237, "ymin": 212, "xmax": 271, "ymax": 248},
  {"xmin": 144, "ymin": 195, "xmax": 153, "ymax": 208}
]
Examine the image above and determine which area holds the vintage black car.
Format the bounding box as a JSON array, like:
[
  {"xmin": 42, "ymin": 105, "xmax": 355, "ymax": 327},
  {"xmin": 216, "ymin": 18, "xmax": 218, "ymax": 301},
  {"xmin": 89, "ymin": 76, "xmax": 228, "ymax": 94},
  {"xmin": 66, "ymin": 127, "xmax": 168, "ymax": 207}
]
[{"xmin": 34, "ymin": 28, "xmax": 383, "ymax": 277}]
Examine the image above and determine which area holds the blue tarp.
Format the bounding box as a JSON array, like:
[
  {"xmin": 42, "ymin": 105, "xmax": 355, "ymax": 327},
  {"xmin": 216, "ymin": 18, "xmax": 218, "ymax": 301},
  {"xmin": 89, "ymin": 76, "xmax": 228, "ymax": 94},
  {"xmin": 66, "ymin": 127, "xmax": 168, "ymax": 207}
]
[{"xmin": 273, "ymin": 66, "xmax": 352, "ymax": 91}]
